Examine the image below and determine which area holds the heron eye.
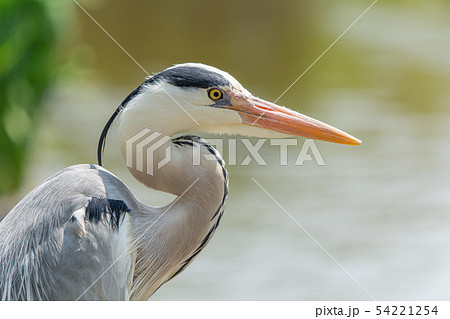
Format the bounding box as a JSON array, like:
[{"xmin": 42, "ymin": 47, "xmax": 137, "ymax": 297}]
[{"xmin": 208, "ymin": 88, "xmax": 223, "ymax": 100}]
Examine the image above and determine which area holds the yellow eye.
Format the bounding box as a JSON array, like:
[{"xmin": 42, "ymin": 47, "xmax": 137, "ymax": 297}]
[{"xmin": 208, "ymin": 88, "xmax": 223, "ymax": 100}]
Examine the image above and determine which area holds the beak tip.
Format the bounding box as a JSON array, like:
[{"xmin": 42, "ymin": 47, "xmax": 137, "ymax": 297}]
[{"xmin": 346, "ymin": 136, "xmax": 362, "ymax": 146}]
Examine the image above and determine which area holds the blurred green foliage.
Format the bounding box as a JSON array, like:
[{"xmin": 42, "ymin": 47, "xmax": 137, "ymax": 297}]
[{"xmin": 0, "ymin": 0, "xmax": 55, "ymax": 194}]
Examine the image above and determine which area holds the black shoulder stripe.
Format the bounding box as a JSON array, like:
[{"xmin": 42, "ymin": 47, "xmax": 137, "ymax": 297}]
[{"xmin": 85, "ymin": 197, "xmax": 130, "ymax": 231}]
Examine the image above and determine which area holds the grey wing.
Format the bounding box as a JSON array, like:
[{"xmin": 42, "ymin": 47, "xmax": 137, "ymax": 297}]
[{"xmin": 0, "ymin": 164, "xmax": 138, "ymax": 300}]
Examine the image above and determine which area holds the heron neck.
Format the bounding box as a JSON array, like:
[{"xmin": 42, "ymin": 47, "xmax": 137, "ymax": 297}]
[
  {"xmin": 117, "ymin": 99, "xmax": 228, "ymax": 299},
  {"xmin": 126, "ymin": 136, "xmax": 228, "ymax": 300}
]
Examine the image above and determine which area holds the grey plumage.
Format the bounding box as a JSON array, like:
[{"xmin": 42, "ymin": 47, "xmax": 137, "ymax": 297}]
[{"xmin": 0, "ymin": 165, "xmax": 139, "ymax": 300}]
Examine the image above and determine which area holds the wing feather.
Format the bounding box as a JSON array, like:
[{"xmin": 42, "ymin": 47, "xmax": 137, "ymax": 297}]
[{"xmin": 0, "ymin": 164, "xmax": 138, "ymax": 300}]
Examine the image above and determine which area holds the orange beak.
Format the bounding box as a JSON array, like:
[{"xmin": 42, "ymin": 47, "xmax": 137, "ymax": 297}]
[{"xmin": 228, "ymin": 93, "xmax": 361, "ymax": 146}]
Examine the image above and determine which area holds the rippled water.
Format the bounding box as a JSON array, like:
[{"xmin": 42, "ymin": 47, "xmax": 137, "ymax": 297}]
[{"xmin": 1, "ymin": 1, "xmax": 449, "ymax": 300}]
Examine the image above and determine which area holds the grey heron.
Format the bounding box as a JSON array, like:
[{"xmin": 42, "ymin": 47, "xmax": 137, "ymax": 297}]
[{"xmin": 0, "ymin": 63, "xmax": 360, "ymax": 300}]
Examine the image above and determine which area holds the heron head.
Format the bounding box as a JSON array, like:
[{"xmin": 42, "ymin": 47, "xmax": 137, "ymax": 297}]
[
  {"xmin": 99, "ymin": 63, "xmax": 361, "ymax": 165},
  {"xmin": 121, "ymin": 63, "xmax": 360, "ymax": 145}
]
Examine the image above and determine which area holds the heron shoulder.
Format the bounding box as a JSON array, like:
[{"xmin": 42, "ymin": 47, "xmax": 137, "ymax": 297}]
[{"xmin": 0, "ymin": 164, "xmax": 138, "ymax": 300}]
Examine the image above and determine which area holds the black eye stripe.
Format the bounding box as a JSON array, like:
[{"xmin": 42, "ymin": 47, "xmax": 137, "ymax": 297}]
[{"xmin": 149, "ymin": 66, "xmax": 231, "ymax": 88}]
